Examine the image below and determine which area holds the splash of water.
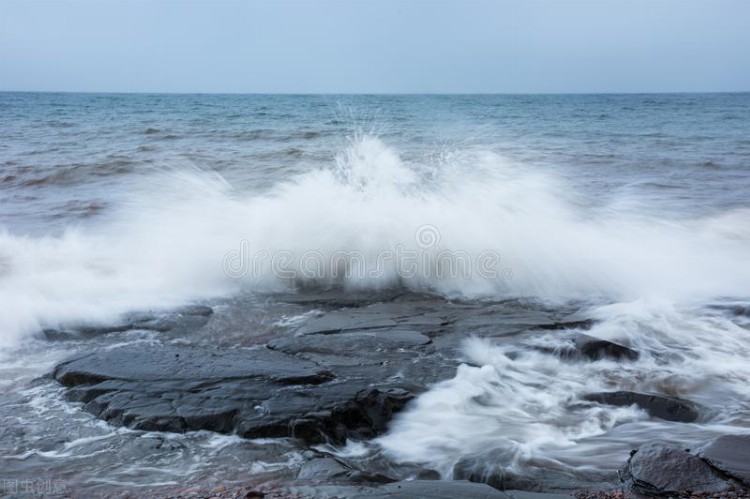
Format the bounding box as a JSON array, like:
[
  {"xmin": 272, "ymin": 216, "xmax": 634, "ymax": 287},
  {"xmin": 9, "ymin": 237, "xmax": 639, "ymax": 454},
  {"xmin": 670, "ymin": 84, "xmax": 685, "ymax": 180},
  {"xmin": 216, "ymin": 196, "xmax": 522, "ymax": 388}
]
[{"xmin": 1, "ymin": 135, "xmax": 750, "ymax": 350}]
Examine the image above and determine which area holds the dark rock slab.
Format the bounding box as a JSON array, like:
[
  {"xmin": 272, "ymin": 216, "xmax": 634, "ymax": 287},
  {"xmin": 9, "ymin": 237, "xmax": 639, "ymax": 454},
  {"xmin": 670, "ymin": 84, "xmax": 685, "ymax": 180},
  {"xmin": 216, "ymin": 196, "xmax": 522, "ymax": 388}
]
[
  {"xmin": 43, "ymin": 304, "xmax": 214, "ymax": 340},
  {"xmin": 43, "ymin": 322, "xmax": 134, "ymax": 340},
  {"xmin": 173, "ymin": 304, "xmax": 214, "ymax": 317},
  {"xmin": 570, "ymin": 334, "xmax": 638, "ymax": 361},
  {"xmin": 268, "ymin": 330, "xmax": 431, "ymax": 355},
  {"xmin": 504, "ymin": 492, "xmax": 574, "ymax": 499},
  {"xmin": 542, "ymin": 334, "xmax": 638, "ymax": 362},
  {"xmin": 582, "ymin": 391, "xmax": 701, "ymax": 422},
  {"xmin": 275, "ymin": 480, "xmax": 509, "ymax": 499},
  {"xmin": 52, "ymin": 344, "xmax": 415, "ymax": 445},
  {"xmin": 53, "ymin": 345, "xmax": 331, "ymax": 385},
  {"xmin": 295, "ymin": 311, "xmax": 399, "ymax": 336},
  {"xmin": 297, "ymin": 457, "xmax": 395, "ymax": 484},
  {"xmin": 697, "ymin": 434, "xmax": 750, "ymax": 486},
  {"xmin": 451, "ymin": 447, "xmax": 580, "ymax": 491},
  {"xmin": 370, "ymin": 480, "xmax": 510, "ymax": 498},
  {"xmin": 452, "ymin": 307, "xmax": 556, "ymax": 333},
  {"xmin": 298, "ymin": 457, "xmax": 354, "ymax": 481},
  {"xmin": 453, "ymin": 452, "xmax": 537, "ymax": 491},
  {"xmin": 273, "ymin": 290, "xmax": 404, "ymax": 309},
  {"xmin": 534, "ymin": 311, "xmax": 596, "ymax": 331},
  {"xmin": 620, "ymin": 443, "xmax": 734, "ymax": 495},
  {"xmin": 264, "ymin": 386, "xmax": 415, "ymax": 444}
]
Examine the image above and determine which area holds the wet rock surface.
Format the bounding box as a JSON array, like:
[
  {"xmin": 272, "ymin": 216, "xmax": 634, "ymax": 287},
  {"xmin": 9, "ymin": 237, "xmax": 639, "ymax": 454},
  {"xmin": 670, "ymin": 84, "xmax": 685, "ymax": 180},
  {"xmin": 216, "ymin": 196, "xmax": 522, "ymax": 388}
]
[
  {"xmin": 453, "ymin": 450, "xmax": 541, "ymax": 491},
  {"xmin": 697, "ymin": 435, "xmax": 750, "ymax": 487},
  {"xmin": 581, "ymin": 391, "xmax": 701, "ymax": 422},
  {"xmin": 567, "ymin": 334, "xmax": 639, "ymax": 361},
  {"xmin": 274, "ymin": 479, "xmax": 517, "ymax": 498},
  {"xmin": 531, "ymin": 333, "xmax": 639, "ymax": 362},
  {"xmin": 51, "ymin": 293, "xmax": 583, "ymax": 445},
  {"xmin": 297, "ymin": 457, "xmax": 396, "ymax": 484},
  {"xmin": 47, "ymin": 291, "xmax": 740, "ymax": 497},
  {"xmin": 53, "ymin": 344, "xmax": 414, "ymax": 443},
  {"xmin": 43, "ymin": 304, "xmax": 215, "ymax": 340},
  {"xmin": 619, "ymin": 442, "xmax": 748, "ymax": 496}
]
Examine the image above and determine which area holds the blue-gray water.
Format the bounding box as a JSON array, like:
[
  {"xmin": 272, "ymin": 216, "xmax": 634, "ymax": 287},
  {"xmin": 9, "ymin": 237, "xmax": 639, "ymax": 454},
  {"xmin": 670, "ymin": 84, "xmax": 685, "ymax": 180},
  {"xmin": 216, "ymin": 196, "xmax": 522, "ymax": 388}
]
[
  {"xmin": 3, "ymin": 93, "xmax": 750, "ymax": 234},
  {"xmin": 1, "ymin": 92, "xmax": 749, "ymax": 495}
]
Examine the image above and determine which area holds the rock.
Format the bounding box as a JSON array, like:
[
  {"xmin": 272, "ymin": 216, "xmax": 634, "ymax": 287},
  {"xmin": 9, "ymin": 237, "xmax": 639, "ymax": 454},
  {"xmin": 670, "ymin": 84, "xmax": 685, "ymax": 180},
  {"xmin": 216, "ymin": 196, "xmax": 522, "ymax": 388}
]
[
  {"xmin": 371, "ymin": 480, "xmax": 510, "ymax": 498},
  {"xmin": 53, "ymin": 345, "xmax": 331, "ymax": 386},
  {"xmin": 553, "ymin": 334, "xmax": 639, "ymax": 362},
  {"xmin": 571, "ymin": 334, "xmax": 638, "ymax": 361},
  {"xmin": 52, "ymin": 344, "xmax": 414, "ymax": 445},
  {"xmin": 267, "ymin": 330, "xmax": 431, "ymax": 355},
  {"xmin": 416, "ymin": 469, "xmax": 442, "ymax": 480},
  {"xmin": 582, "ymin": 391, "xmax": 701, "ymax": 422},
  {"xmin": 620, "ymin": 443, "xmax": 734, "ymax": 495},
  {"xmin": 297, "ymin": 457, "xmax": 395, "ymax": 484},
  {"xmin": 536, "ymin": 316, "xmax": 596, "ymax": 331},
  {"xmin": 43, "ymin": 322, "xmax": 133, "ymax": 340},
  {"xmin": 452, "ymin": 449, "xmax": 540, "ymax": 491},
  {"xmin": 504, "ymin": 492, "xmax": 575, "ymax": 499},
  {"xmin": 284, "ymin": 480, "xmax": 510, "ymax": 498},
  {"xmin": 272, "ymin": 289, "xmax": 404, "ymax": 309},
  {"xmin": 294, "ymin": 312, "xmax": 399, "ymax": 336},
  {"xmin": 696, "ymin": 434, "xmax": 750, "ymax": 487},
  {"xmin": 531, "ymin": 333, "xmax": 638, "ymax": 362},
  {"xmin": 42, "ymin": 304, "xmax": 214, "ymax": 340},
  {"xmin": 452, "ymin": 307, "xmax": 556, "ymax": 336},
  {"xmin": 261, "ymin": 386, "xmax": 415, "ymax": 444},
  {"xmin": 297, "ymin": 457, "xmax": 354, "ymax": 481},
  {"xmin": 174, "ymin": 304, "xmax": 214, "ymax": 317}
]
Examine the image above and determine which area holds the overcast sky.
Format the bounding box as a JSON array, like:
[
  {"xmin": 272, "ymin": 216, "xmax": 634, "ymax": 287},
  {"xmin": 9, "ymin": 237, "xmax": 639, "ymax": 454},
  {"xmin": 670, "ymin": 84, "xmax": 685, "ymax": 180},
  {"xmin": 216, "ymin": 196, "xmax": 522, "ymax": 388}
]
[{"xmin": 1, "ymin": 0, "xmax": 748, "ymax": 93}]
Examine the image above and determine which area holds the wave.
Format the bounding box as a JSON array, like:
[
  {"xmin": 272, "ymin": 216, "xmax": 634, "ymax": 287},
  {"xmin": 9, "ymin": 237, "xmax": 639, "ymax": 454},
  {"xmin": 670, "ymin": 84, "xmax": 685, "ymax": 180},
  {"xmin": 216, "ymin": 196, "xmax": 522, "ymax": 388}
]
[
  {"xmin": 377, "ymin": 299, "xmax": 750, "ymax": 479},
  {"xmin": 1, "ymin": 135, "xmax": 750, "ymax": 349}
]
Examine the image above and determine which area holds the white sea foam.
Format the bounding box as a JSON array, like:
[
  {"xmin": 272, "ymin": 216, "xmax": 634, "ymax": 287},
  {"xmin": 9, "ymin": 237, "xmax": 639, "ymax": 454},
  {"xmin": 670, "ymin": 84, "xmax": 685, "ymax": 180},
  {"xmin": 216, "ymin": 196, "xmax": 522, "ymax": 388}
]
[
  {"xmin": 377, "ymin": 299, "xmax": 750, "ymax": 474},
  {"xmin": 1, "ymin": 135, "xmax": 749, "ymax": 352}
]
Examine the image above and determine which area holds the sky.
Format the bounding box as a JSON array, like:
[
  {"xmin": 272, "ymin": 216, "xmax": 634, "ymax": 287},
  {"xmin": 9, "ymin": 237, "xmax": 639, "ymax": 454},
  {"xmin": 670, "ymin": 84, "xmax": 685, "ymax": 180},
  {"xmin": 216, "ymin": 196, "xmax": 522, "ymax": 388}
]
[{"xmin": 0, "ymin": 0, "xmax": 748, "ymax": 94}]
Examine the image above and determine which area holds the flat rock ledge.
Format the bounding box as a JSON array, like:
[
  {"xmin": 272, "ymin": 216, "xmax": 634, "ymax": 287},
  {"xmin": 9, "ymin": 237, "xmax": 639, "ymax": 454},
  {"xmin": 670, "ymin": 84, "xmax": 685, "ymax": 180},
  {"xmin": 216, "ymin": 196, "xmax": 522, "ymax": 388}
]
[
  {"xmin": 50, "ymin": 295, "xmax": 590, "ymax": 446},
  {"xmin": 52, "ymin": 345, "xmax": 414, "ymax": 444},
  {"xmin": 49, "ymin": 294, "xmax": 744, "ymax": 498}
]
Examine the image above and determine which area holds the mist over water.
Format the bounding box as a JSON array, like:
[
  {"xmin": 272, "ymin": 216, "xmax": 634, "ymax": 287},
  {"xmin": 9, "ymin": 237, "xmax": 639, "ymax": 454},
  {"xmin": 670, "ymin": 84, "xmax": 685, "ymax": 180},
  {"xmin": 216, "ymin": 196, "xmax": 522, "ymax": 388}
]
[{"xmin": 1, "ymin": 92, "xmax": 749, "ymax": 490}]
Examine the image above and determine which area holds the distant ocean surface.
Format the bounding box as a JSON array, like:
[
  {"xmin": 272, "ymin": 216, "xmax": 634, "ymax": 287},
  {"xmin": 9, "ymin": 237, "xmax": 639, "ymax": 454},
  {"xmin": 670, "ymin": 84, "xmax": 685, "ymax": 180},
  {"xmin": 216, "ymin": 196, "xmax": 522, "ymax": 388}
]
[
  {"xmin": 1, "ymin": 92, "xmax": 749, "ymax": 493},
  {"xmin": 3, "ymin": 93, "xmax": 750, "ymax": 235}
]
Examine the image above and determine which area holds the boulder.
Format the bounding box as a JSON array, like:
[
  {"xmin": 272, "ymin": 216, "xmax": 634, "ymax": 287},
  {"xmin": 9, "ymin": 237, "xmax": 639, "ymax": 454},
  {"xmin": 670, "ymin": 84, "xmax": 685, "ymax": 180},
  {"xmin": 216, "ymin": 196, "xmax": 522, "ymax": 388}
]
[
  {"xmin": 619, "ymin": 443, "xmax": 734, "ymax": 495},
  {"xmin": 696, "ymin": 434, "xmax": 750, "ymax": 487},
  {"xmin": 569, "ymin": 334, "xmax": 639, "ymax": 361},
  {"xmin": 582, "ymin": 391, "xmax": 701, "ymax": 422},
  {"xmin": 534, "ymin": 334, "xmax": 638, "ymax": 362}
]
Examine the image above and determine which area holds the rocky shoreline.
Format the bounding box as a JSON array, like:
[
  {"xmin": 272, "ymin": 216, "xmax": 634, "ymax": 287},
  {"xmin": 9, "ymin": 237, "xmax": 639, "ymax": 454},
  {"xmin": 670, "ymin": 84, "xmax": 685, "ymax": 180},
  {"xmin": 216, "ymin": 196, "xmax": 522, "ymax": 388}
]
[{"xmin": 44, "ymin": 291, "xmax": 750, "ymax": 498}]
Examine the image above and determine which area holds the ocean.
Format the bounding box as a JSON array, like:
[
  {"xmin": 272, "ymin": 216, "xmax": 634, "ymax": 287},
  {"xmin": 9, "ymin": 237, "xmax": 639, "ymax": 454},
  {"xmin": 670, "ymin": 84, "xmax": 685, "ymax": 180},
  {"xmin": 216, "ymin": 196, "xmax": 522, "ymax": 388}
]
[{"xmin": 1, "ymin": 92, "xmax": 749, "ymax": 494}]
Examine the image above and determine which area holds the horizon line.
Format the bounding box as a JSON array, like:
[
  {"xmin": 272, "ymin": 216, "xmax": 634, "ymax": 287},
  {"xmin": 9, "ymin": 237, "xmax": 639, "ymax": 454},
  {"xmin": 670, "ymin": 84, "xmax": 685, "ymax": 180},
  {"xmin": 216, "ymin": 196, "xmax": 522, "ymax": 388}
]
[{"xmin": 1, "ymin": 90, "xmax": 749, "ymax": 96}]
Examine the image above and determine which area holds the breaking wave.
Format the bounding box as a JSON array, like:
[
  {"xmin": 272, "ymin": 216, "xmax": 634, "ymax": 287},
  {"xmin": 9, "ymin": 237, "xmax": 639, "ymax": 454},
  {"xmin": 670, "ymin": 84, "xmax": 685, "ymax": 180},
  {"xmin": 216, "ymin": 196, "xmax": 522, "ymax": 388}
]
[{"xmin": 1, "ymin": 135, "xmax": 750, "ymax": 349}]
